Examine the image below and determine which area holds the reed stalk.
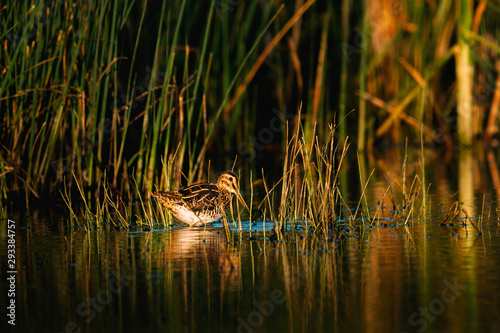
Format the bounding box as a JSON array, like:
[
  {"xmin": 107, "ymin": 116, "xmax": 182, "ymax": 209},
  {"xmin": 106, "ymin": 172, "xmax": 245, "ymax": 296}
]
[
  {"xmin": 455, "ymin": 0, "xmax": 474, "ymax": 146},
  {"xmin": 357, "ymin": 0, "xmax": 368, "ymax": 151}
]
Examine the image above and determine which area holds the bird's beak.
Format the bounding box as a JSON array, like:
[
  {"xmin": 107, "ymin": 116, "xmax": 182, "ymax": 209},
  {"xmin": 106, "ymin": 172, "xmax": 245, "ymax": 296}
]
[{"xmin": 235, "ymin": 191, "xmax": 250, "ymax": 214}]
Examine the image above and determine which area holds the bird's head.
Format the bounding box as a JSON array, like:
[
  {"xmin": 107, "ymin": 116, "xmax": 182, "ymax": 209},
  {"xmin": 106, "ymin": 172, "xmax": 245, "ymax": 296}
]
[{"xmin": 217, "ymin": 171, "xmax": 250, "ymax": 213}]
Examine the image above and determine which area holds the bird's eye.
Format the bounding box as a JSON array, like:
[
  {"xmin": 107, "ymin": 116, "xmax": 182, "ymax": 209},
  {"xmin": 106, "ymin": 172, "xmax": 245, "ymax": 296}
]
[{"xmin": 229, "ymin": 177, "xmax": 233, "ymax": 182}]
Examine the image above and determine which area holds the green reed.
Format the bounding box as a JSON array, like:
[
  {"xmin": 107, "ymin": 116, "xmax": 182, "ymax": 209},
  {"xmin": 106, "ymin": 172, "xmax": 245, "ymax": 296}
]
[
  {"xmin": 357, "ymin": 0, "xmax": 368, "ymax": 151},
  {"xmin": 0, "ymin": 0, "xmax": 291, "ymax": 200},
  {"xmin": 258, "ymin": 113, "xmax": 346, "ymax": 234}
]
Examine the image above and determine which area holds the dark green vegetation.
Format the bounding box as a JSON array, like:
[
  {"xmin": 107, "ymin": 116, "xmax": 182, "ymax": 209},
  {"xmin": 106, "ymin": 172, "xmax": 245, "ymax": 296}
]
[{"xmin": 2, "ymin": 0, "xmax": 500, "ymax": 206}]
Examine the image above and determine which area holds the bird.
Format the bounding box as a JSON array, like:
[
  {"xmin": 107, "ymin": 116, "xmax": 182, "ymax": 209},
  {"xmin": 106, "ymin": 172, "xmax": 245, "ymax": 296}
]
[{"xmin": 152, "ymin": 171, "xmax": 250, "ymax": 226}]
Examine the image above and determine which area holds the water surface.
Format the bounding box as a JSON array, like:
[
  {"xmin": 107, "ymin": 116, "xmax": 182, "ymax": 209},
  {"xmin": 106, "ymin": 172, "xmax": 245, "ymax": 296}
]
[{"xmin": 2, "ymin": 169, "xmax": 500, "ymax": 333}]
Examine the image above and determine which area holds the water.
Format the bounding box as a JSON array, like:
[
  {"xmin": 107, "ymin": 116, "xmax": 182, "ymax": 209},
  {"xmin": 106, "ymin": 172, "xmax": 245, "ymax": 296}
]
[
  {"xmin": 2, "ymin": 196, "xmax": 500, "ymax": 333},
  {"xmin": 2, "ymin": 152, "xmax": 500, "ymax": 332}
]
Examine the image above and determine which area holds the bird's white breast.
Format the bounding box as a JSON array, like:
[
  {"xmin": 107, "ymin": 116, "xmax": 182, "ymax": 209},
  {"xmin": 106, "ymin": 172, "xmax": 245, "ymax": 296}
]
[{"xmin": 171, "ymin": 207, "xmax": 222, "ymax": 226}]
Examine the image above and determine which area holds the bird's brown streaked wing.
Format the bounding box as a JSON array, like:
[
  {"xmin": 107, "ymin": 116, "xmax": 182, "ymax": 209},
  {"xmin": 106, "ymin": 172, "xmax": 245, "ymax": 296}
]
[
  {"xmin": 152, "ymin": 191, "xmax": 184, "ymax": 206},
  {"xmin": 178, "ymin": 183, "xmax": 219, "ymax": 211},
  {"xmin": 178, "ymin": 183, "xmax": 217, "ymax": 196}
]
